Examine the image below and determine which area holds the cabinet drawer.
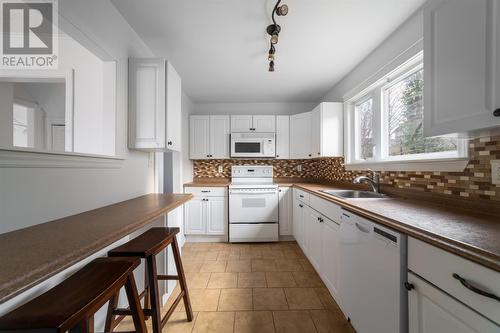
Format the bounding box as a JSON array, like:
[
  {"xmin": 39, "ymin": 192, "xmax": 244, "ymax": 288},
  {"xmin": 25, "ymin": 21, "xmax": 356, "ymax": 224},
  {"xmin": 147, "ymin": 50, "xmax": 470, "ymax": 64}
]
[
  {"xmin": 294, "ymin": 188, "xmax": 310, "ymax": 204},
  {"xmin": 408, "ymin": 237, "xmax": 500, "ymax": 324},
  {"xmin": 184, "ymin": 187, "xmax": 227, "ymax": 197},
  {"xmin": 310, "ymin": 195, "xmax": 341, "ymax": 223}
]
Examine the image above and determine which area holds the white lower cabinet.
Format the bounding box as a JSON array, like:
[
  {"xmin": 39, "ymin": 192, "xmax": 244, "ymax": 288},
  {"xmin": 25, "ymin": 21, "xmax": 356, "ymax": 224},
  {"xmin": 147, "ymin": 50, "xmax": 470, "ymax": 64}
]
[
  {"xmin": 321, "ymin": 216, "xmax": 341, "ymax": 302},
  {"xmin": 184, "ymin": 187, "xmax": 228, "ymax": 236},
  {"xmin": 306, "ymin": 208, "xmax": 323, "ymax": 271},
  {"xmin": 408, "ymin": 272, "xmax": 498, "ymax": 333},
  {"xmin": 278, "ymin": 187, "xmax": 293, "ymax": 236},
  {"xmin": 292, "ymin": 195, "xmax": 307, "ymax": 249}
]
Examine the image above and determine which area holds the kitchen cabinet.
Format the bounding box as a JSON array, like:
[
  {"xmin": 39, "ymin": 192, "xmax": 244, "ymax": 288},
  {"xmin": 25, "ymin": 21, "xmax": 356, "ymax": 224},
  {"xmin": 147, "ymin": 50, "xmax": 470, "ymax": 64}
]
[
  {"xmin": 408, "ymin": 237, "xmax": 500, "ymax": 326},
  {"xmin": 189, "ymin": 115, "xmax": 230, "ymax": 159},
  {"xmin": 278, "ymin": 186, "xmax": 293, "ymax": 236},
  {"xmin": 184, "ymin": 187, "xmax": 228, "ymax": 236},
  {"xmin": 321, "ymin": 216, "xmax": 341, "ymax": 302},
  {"xmin": 290, "ymin": 111, "xmax": 312, "ymax": 159},
  {"xmin": 275, "ymin": 115, "xmax": 290, "ymax": 159},
  {"xmin": 128, "ymin": 58, "xmax": 182, "ymax": 151},
  {"xmin": 230, "ymin": 115, "xmax": 275, "ymax": 132},
  {"xmin": 292, "ymin": 194, "xmax": 307, "ymax": 248},
  {"xmin": 310, "ymin": 103, "xmax": 343, "ymax": 157},
  {"xmin": 306, "ymin": 208, "xmax": 323, "ymax": 271},
  {"xmin": 423, "ymin": 0, "xmax": 500, "ymax": 137},
  {"xmin": 407, "ymin": 272, "xmax": 498, "ymax": 333}
]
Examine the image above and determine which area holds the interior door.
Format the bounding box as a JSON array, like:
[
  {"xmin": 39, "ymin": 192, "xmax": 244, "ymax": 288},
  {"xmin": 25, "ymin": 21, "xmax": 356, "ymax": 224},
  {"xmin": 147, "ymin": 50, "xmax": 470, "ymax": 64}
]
[
  {"xmin": 290, "ymin": 111, "xmax": 312, "ymax": 159},
  {"xmin": 231, "ymin": 115, "xmax": 253, "ymax": 132},
  {"xmin": 210, "ymin": 115, "xmax": 230, "ymax": 158},
  {"xmin": 408, "ymin": 272, "xmax": 498, "ymax": 333},
  {"xmin": 189, "ymin": 116, "xmax": 210, "ymax": 159},
  {"xmin": 253, "ymin": 115, "xmax": 276, "ymax": 132},
  {"xmin": 206, "ymin": 197, "xmax": 227, "ymax": 235}
]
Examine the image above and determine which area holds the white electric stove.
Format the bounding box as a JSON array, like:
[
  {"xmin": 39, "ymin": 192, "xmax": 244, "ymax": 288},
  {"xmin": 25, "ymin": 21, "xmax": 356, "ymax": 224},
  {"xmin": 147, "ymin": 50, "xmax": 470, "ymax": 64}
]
[{"xmin": 229, "ymin": 165, "xmax": 279, "ymax": 242}]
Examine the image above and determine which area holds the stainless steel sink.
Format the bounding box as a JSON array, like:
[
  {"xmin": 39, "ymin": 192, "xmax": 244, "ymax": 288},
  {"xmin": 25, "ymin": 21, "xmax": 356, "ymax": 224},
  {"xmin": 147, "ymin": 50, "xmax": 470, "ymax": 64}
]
[{"xmin": 320, "ymin": 190, "xmax": 388, "ymax": 199}]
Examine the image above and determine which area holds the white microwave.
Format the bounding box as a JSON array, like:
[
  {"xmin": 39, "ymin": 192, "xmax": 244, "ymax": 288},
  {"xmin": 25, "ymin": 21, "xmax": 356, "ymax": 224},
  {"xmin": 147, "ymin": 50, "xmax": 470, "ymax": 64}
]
[{"xmin": 230, "ymin": 132, "xmax": 275, "ymax": 158}]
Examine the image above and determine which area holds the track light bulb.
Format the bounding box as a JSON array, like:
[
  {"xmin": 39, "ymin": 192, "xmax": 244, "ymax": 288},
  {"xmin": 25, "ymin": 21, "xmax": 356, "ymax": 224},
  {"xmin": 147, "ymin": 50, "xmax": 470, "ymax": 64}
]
[
  {"xmin": 277, "ymin": 4, "xmax": 288, "ymax": 16},
  {"xmin": 269, "ymin": 60, "xmax": 275, "ymax": 72},
  {"xmin": 270, "ymin": 34, "xmax": 279, "ymax": 44}
]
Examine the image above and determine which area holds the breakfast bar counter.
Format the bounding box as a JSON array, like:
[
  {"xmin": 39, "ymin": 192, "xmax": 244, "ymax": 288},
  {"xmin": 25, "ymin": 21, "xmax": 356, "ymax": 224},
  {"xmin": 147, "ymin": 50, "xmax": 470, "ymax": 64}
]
[{"xmin": 0, "ymin": 193, "xmax": 192, "ymax": 304}]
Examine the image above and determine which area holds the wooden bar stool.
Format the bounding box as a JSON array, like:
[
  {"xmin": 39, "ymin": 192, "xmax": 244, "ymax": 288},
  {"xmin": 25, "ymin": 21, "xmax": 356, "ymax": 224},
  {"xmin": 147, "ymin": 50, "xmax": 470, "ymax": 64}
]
[
  {"xmin": 0, "ymin": 257, "xmax": 146, "ymax": 333},
  {"xmin": 105, "ymin": 227, "xmax": 192, "ymax": 333}
]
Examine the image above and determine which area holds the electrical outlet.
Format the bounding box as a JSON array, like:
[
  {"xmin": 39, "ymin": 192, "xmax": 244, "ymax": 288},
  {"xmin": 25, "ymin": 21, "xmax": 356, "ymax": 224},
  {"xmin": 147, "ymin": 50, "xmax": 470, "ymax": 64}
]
[
  {"xmin": 297, "ymin": 164, "xmax": 302, "ymax": 172},
  {"xmin": 491, "ymin": 160, "xmax": 500, "ymax": 185},
  {"xmin": 218, "ymin": 165, "xmax": 223, "ymax": 173}
]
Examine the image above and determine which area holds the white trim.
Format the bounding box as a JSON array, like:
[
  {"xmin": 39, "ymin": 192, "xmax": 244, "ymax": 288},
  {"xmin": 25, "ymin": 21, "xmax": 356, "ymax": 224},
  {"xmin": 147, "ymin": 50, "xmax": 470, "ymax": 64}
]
[
  {"xmin": 346, "ymin": 157, "xmax": 470, "ymax": 172},
  {"xmin": 0, "ymin": 149, "xmax": 123, "ymax": 168}
]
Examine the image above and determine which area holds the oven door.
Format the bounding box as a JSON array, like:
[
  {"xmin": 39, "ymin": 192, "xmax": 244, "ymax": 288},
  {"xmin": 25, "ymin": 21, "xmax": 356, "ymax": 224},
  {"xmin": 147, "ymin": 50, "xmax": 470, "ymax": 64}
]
[
  {"xmin": 229, "ymin": 188, "xmax": 278, "ymax": 223},
  {"xmin": 231, "ymin": 139, "xmax": 264, "ymax": 158}
]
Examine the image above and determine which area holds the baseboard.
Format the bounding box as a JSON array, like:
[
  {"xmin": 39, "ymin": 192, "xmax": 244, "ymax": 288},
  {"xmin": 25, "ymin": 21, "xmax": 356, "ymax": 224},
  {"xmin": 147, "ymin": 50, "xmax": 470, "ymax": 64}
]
[
  {"xmin": 279, "ymin": 235, "xmax": 296, "ymax": 241},
  {"xmin": 185, "ymin": 235, "xmax": 228, "ymax": 243}
]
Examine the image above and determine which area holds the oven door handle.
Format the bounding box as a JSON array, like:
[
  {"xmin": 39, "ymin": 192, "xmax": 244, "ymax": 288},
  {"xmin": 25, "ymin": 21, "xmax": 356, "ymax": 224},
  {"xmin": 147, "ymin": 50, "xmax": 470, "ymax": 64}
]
[{"xmin": 229, "ymin": 190, "xmax": 278, "ymax": 195}]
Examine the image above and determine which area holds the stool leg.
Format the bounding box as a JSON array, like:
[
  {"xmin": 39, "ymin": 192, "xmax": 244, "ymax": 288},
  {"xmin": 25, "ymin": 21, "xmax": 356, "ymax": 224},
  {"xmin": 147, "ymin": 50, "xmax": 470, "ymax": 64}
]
[
  {"xmin": 124, "ymin": 273, "xmax": 147, "ymax": 333},
  {"xmin": 104, "ymin": 293, "xmax": 119, "ymax": 332},
  {"xmin": 147, "ymin": 255, "xmax": 162, "ymax": 333},
  {"xmin": 144, "ymin": 259, "xmax": 150, "ymax": 309},
  {"xmin": 172, "ymin": 236, "xmax": 193, "ymax": 321}
]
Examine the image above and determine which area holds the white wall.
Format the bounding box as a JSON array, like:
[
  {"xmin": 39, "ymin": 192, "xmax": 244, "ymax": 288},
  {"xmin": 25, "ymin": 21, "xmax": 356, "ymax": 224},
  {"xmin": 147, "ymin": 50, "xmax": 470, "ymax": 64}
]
[
  {"xmin": 193, "ymin": 102, "xmax": 317, "ymax": 115},
  {"xmin": 321, "ymin": 10, "xmax": 423, "ymax": 102},
  {"xmin": 0, "ymin": 0, "xmax": 155, "ymax": 234}
]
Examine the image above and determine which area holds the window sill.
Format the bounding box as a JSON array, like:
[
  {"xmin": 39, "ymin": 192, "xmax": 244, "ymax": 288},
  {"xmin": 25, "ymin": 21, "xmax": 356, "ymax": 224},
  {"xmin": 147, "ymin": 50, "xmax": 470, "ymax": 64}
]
[
  {"xmin": 345, "ymin": 157, "xmax": 470, "ymax": 172},
  {"xmin": 0, "ymin": 149, "xmax": 124, "ymax": 169}
]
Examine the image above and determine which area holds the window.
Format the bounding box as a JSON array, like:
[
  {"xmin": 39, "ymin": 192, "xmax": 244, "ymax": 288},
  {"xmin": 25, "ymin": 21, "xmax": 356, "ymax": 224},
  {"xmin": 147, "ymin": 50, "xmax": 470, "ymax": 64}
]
[
  {"xmin": 346, "ymin": 53, "xmax": 467, "ymax": 169},
  {"xmin": 13, "ymin": 102, "xmax": 35, "ymax": 148}
]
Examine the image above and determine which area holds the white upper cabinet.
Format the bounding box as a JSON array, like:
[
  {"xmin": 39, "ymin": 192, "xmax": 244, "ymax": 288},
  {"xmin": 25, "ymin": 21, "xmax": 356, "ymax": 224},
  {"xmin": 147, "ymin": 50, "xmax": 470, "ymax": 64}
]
[
  {"xmin": 128, "ymin": 58, "xmax": 182, "ymax": 151},
  {"xmin": 189, "ymin": 115, "xmax": 210, "ymax": 159},
  {"xmin": 230, "ymin": 115, "xmax": 276, "ymax": 132},
  {"xmin": 253, "ymin": 115, "xmax": 276, "ymax": 132},
  {"xmin": 276, "ymin": 115, "xmax": 290, "ymax": 159},
  {"xmin": 230, "ymin": 115, "xmax": 253, "ymax": 132},
  {"xmin": 423, "ymin": 0, "xmax": 500, "ymax": 137},
  {"xmin": 210, "ymin": 115, "xmax": 230, "ymax": 159},
  {"xmin": 190, "ymin": 115, "xmax": 230, "ymax": 159},
  {"xmin": 310, "ymin": 103, "xmax": 344, "ymax": 158},
  {"xmin": 290, "ymin": 111, "xmax": 312, "ymax": 159}
]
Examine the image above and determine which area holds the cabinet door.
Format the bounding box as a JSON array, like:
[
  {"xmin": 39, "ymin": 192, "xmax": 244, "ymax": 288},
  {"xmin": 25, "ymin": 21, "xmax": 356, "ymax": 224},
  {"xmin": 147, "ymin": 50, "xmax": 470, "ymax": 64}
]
[
  {"xmin": 290, "ymin": 111, "xmax": 312, "ymax": 159},
  {"xmin": 210, "ymin": 115, "xmax": 230, "ymax": 158},
  {"xmin": 231, "ymin": 115, "xmax": 253, "ymax": 132},
  {"xmin": 165, "ymin": 62, "xmax": 182, "ymax": 151},
  {"xmin": 128, "ymin": 58, "xmax": 166, "ymax": 150},
  {"xmin": 306, "ymin": 209, "xmax": 323, "ymax": 270},
  {"xmin": 310, "ymin": 106, "xmax": 321, "ymax": 158},
  {"xmin": 321, "ymin": 218, "xmax": 340, "ymax": 301},
  {"xmin": 278, "ymin": 187, "xmax": 292, "ymax": 236},
  {"xmin": 253, "ymin": 115, "xmax": 276, "ymax": 132},
  {"xmin": 408, "ymin": 272, "xmax": 498, "ymax": 333},
  {"xmin": 276, "ymin": 115, "xmax": 290, "ymax": 159},
  {"xmin": 423, "ymin": 0, "xmax": 500, "ymax": 136},
  {"xmin": 184, "ymin": 198, "xmax": 205, "ymax": 234},
  {"xmin": 292, "ymin": 197, "xmax": 303, "ymax": 247},
  {"xmin": 189, "ymin": 116, "xmax": 210, "ymax": 159},
  {"xmin": 206, "ymin": 197, "xmax": 227, "ymax": 235}
]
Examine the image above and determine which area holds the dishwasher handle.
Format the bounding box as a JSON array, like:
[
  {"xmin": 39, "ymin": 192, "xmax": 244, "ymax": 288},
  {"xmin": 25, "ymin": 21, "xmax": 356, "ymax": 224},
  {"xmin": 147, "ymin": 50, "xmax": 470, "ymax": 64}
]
[{"xmin": 355, "ymin": 222, "xmax": 371, "ymax": 234}]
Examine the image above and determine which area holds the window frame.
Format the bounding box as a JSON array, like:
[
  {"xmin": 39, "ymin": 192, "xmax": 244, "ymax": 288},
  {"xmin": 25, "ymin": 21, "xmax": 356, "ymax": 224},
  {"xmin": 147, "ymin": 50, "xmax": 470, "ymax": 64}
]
[{"xmin": 345, "ymin": 52, "xmax": 469, "ymax": 171}]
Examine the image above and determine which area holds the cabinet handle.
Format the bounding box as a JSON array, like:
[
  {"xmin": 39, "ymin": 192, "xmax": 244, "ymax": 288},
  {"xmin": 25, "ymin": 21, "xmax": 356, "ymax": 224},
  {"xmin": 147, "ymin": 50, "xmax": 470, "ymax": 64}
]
[
  {"xmin": 167, "ymin": 141, "xmax": 173, "ymax": 145},
  {"xmin": 452, "ymin": 273, "xmax": 500, "ymax": 302},
  {"xmin": 299, "ymin": 195, "xmax": 304, "ymax": 198},
  {"xmin": 206, "ymin": 155, "xmax": 210, "ymax": 157},
  {"xmin": 404, "ymin": 282, "xmax": 414, "ymax": 291},
  {"xmin": 308, "ymin": 154, "xmax": 312, "ymax": 157},
  {"xmin": 299, "ymin": 204, "xmax": 303, "ymax": 208},
  {"xmin": 276, "ymin": 155, "xmax": 280, "ymax": 158},
  {"xmin": 494, "ymin": 108, "xmax": 500, "ymax": 117},
  {"xmin": 201, "ymin": 190, "xmax": 211, "ymax": 193}
]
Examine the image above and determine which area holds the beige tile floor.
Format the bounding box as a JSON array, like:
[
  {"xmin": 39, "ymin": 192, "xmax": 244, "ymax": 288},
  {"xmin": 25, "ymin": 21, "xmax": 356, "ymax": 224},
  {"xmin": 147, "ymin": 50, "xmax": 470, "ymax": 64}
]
[{"xmin": 116, "ymin": 241, "xmax": 355, "ymax": 333}]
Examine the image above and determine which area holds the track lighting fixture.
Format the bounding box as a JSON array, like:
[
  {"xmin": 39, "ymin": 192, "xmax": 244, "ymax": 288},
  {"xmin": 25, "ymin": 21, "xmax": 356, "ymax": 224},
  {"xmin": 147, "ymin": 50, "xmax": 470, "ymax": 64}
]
[{"xmin": 266, "ymin": 0, "xmax": 288, "ymax": 72}]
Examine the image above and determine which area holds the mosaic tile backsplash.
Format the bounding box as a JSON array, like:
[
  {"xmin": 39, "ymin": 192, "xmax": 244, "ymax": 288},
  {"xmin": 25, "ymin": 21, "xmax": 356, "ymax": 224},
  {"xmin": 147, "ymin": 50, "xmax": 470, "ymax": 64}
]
[{"xmin": 193, "ymin": 136, "xmax": 500, "ymax": 202}]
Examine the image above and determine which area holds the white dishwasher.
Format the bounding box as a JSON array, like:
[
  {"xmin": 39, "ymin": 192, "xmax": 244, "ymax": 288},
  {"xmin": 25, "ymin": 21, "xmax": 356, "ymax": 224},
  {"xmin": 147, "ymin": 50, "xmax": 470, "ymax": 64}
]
[{"xmin": 339, "ymin": 209, "xmax": 407, "ymax": 333}]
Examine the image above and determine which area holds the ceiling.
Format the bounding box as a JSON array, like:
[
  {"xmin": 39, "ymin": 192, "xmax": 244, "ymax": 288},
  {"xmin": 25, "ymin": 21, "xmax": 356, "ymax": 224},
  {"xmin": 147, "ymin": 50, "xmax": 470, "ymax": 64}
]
[{"xmin": 112, "ymin": 0, "xmax": 425, "ymax": 103}]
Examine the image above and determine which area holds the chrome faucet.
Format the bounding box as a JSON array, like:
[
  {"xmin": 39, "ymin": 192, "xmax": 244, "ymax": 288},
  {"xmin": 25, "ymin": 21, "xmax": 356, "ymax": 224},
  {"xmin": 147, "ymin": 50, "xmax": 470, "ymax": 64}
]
[{"xmin": 353, "ymin": 171, "xmax": 381, "ymax": 193}]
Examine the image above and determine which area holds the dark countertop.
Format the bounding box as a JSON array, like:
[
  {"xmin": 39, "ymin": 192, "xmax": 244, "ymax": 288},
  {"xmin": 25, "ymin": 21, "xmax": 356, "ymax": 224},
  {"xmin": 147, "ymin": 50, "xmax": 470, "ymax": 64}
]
[
  {"xmin": 0, "ymin": 193, "xmax": 192, "ymax": 304},
  {"xmin": 184, "ymin": 178, "xmax": 499, "ymax": 272},
  {"xmin": 293, "ymin": 183, "xmax": 500, "ymax": 273}
]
